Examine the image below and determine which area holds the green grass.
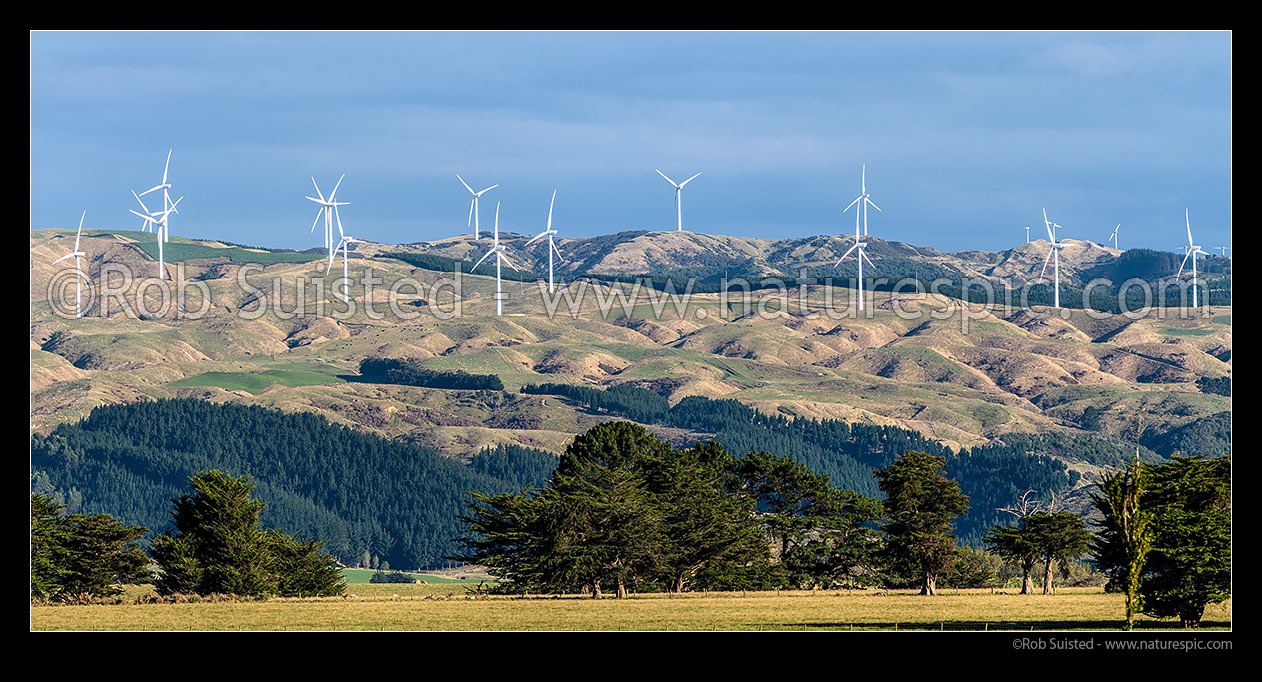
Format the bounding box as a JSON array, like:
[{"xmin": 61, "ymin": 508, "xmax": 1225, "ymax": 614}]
[
  {"xmin": 1158, "ymin": 327, "xmax": 1217, "ymax": 337},
  {"xmin": 339, "ymin": 568, "xmax": 477, "ymax": 585},
  {"xmin": 1211, "ymin": 315, "xmax": 1231, "ymax": 326},
  {"xmin": 84, "ymin": 230, "xmax": 323, "ymax": 265},
  {"xmin": 167, "ymin": 370, "xmax": 344, "ymax": 395}
]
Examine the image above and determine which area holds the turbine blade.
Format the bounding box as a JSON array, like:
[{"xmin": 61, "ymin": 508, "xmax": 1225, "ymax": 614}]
[
  {"xmin": 655, "ymin": 169, "xmax": 678, "ymax": 187},
  {"xmin": 525, "ymin": 232, "xmax": 545, "ymax": 246},
  {"xmin": 866, "ymin": 197, "xmax": 882, "ymax": 213},
  {"xmin": 837, "ymin": 243, "xmax": 859, "ymax": 264},
  {"xmin": 335, "ymin": 204, "xmax": 345, "ymax": 240},
  {"xmin": 1040, "ymin": 247, "xmax": 1053, "ymax": 279},
  {"xmin": 679, "ymin": 172, "xmax": 702, "ymax": 187},
  {"xmin": 457, "ymin": 174, "xmax": 475, "ymax": 195},
  {"xmin": 75, "ymin": 211, "xmax": 85, "ymax": 250},
  {"xmin": 548, "ymin": 189, "xmax": 556, "ymax": 230},
  {"xmin": 861, "ymin": 249, "xmax": 875, "ymax": 269},
  {"xmin": 311, "ymin": 207, "xmax": 325, "ymax": 232},
  {"xmin": 1177, "ymin": 249, "xmax": 1191, "ymax": 277},
  {"xmin": 843, "ymin": 196, "xmax": 860, "ymax": 213},
  {"xmin": 1186, "ymin": 209, "xmax": 1193, "ymax": 245},
  {"xmin": 311, "ymin": 177, "xmax": 326, "ymax": 203},
  {"xmin": 468, "ymin": 197, "xmax": 475, "ymax": 228},
  {"xmin": 473, "ymin": 250, "xmax": 494, "ymax": 270},
  {"xmin": 478, "ymin": 184, "xmax": 499, "ymax": 196},
  {"xmin": 328, "ymin": 173, "xmax": 345, "ymax": 201},
  {"xmin": 551, "ymin": 241, "xmax": 564, "ymax": 261},
  {"xmin": 499, "ymin": 253, "xmax": 519, "ymax": 272},
  {"xmin": 53, "ymin": 252, "xmax": 74, "ymax": 264},
  {"xmin": 163, "ymin": 148, "xmax": 172, "ymax": 184}
]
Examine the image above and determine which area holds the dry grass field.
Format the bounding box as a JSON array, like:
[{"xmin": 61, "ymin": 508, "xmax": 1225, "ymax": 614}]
[{"xmin": 30, "ymin": 587, "xmax": 1231, "ymax": 631}]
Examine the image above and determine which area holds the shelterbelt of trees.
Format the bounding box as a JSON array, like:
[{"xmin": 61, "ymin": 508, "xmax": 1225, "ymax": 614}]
[{"xmin": 457, "ymin": 421, "xmax": 1230, "ymax": 627}]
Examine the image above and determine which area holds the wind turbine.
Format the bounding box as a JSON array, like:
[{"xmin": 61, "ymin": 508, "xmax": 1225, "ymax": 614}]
[
  {"xmin": 525, "ymin": 190, "xmax": 564, "ymax": 293},
  {"xmin": 655, "ymin": 169, "xmax": 702, "ymax": 232},
  {"xmin": 832, "ymin": 166, "xmax": 881, "ymax": 311},
  {"xmin": 307, "ymin": 175, "xmax": 349, "ymax": 269},
  {"xmin": 472, "ymin": 202, "xmax": 519, "ymax": 316},
  {"xmin": 1038, "ymin": 208, "xmax": 1065, "ymax": 308},
  {"xmin": 130, "ymin": 194, "xmax": 182, "ymax": 280},
  {"xmin": 52, "ymin": 212, "xmax": 90, "ymax": 317},
  {"xmin": 1025, "ymin": 226, "xmax": 1031, "ymax": 243},
  {"xmin": 843, "ymin": 164, "xmax": 882, "ymax": 237},
  {"xmin": 457, "ymin": 174, "xmax": 498, "ymax": 239},
  {"xmin": 325, "ymin": 212, "xmax": 363, "ymax": 303},
  {"xmin": 137, "ymin": 149, "xmax": 174, "ymax": 238},
  {"xmin": 1216, "ymin": 246, "xmax": 1231, "ymax": 257},
  {"xmin": 1108, "ymin": 223, "xmax": 1121, "ymax": 250},
  {"xmin": 1177, "ymin": 209, "xmax": 1209, "ymax": 309}
]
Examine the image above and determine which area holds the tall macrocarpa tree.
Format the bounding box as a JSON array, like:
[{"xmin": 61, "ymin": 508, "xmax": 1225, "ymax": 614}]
[
  {"xmin": 1138, "ymin": 455, "xmax": 1230, "ymax": 628},
  {"xmin": 1090, "ymin": 456, "xmax": 1152, "ymax": 630},
  {"xmin": 30, "ymin": 495, "xmax": 150, "ymax": 602},
  {"xmin": 148, "ymin": 470, "xmax": 344, "ymax": 598},
  {"xmin": 876, "ymin": 450, "xmax": 970, "ymax": 596},
  {"xmin": 1025, "ymin": 511, "xmax": 1092, "ymax": 595}
]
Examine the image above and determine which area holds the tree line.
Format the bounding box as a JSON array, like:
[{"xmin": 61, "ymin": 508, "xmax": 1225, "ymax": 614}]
[
  {"xmin": 33, "ymin": 469, "xmax": 344, "ymax": 602},
  {"xmin": 456, "ymin": 421, "xmax": 1230, "ymax": 626},
  {"xmin": 30, "ymin": 399, "xmax": 557, "ymax": 569},
  {"xmin": 358, "ymin": 357, "xmax": 504, "ymax": 391}
]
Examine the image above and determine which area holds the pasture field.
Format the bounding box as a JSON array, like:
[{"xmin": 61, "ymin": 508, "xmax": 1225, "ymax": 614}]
[{"xmin": 30, "ymin": 588, "xmax": 1231, "ymax": 631}]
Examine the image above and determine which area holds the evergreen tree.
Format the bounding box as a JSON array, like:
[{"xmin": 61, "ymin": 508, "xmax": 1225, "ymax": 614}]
[
  {"xmin": 876, "ymin": 451, "xmax": 970, "ymax": 595},
  {"xmin": 149, "ymin": 470, "xmax": 344, "ymax": 597},
  {"xmin": 1090, "ymin": 455, "xmax": 1153, "ymax": 630},
  {"xmin": 1138, "ymin": 455, "xmax": 1231, "ymax": 628},
  {"xmin": 1025, "ymin": 511, "xmax": 1092, "ymax": 595},
  {"xmin": 985, "ymin": 522, "xmax": 1041, "ymax": 595},
  {"xmin": 30, "ymin": 495, "xmax": 149, "ymax": 602}
]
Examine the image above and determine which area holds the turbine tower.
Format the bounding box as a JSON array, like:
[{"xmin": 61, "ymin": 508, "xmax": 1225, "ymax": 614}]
[
  {"xmin": 655, "ymin": 169, "xmax": 702, "ymax": 232},
  {"xmin": 52, "ymin": 211, "xmax": 90, "ymax": 317},
  {"xmin": 325, "ymin": 212, "xmax": 363, "ymax": 303},
  {"xmin": 1025, "ymin": 226, "xmax": 1030, "ymax": 243},
  {"xmin": 472, "ymin": 202, "xmax": 519, "ymax": 316},
  {"xmin": 525, "ymin": 190, "xmax": 564, "ymax": 293},
  {"xmin": 457, "ymin": 174, "xmax": 498, "ymax": 239},
  {"xmin": 1039, "ymin": 208, "xmax": 1065, "ymax": 308},
  {"xmin": 130, "ymin": 193, "xmax": 182, "ymax": 280},
  {"xmin": 1108, "ymin": 223, "xmax": 1121, "ymax": 250},
  {"xmin": 307, "ymin": 175, "xmax": 349, "ymax": 269},
  {"xmin": 1177, "ymin": 209, "xmax": 1209, "ymax": 309},
  {"xmin": 833, "ymin": 165, "xmax": 881, "ymax": 311}
]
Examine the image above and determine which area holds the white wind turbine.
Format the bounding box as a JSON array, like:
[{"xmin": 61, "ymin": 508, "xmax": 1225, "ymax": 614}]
[
  {"xmin": 130, "ymin": 193, "xmax": 183, "ymax": 280},
  {"xmin": 1108, "ymin": 223, "xmax": 1121, "ymax": 250},
  {"xmin": 1025, "ymin": 226, "xmax": 1031, "ymax": 243},
  {"xmin": 833, "ymin": 165, "xmax": 881, "ymax": 311},
  {"xmin": 307, "ymin": 175, "xmax": 349, "ymax": 269},
  {"xmin": 1215, "ymin": 246, "xmax": 1231, "ymax": 257},
  {"xmin": 1038, "ymin": 208, "xmax": 1065, "ymax": 308},
  {"xmin": 655, "ymin": 169, "xmax": 702, "ymax": 232},
  {"xmin": 325, "ymin": 212, "xmax": 363, "ymax": 303},
  {"xmin": 524, "ymin": 190, "xmax": 564, "ymax": 293},
  {"xmin": 843, "ymin": 164, "xmax": 882, "ymax": 237},
  {"xmin": 457, "ymin": 174, "xmax": 498, "ymax": 239},
  {"xmin": 472, "ymin": 202, "xmax": 519, "ymax": 316},
  {"xmin": 136, "ymin": 149, "xmax": 174, "ymax": 236},
  {"xmin": 52, "ymin": 211, "xmax": 90, "ymax": 317},
  {"xmin": 1177, "ymin": 209, "xmax": 1209, "ymax": 309}
]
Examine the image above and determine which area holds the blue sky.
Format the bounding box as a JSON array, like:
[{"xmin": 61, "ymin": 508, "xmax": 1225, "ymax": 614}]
[{"xmin": 30, "ymin": 31, "xmax": 1231, "ymax": 253}]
